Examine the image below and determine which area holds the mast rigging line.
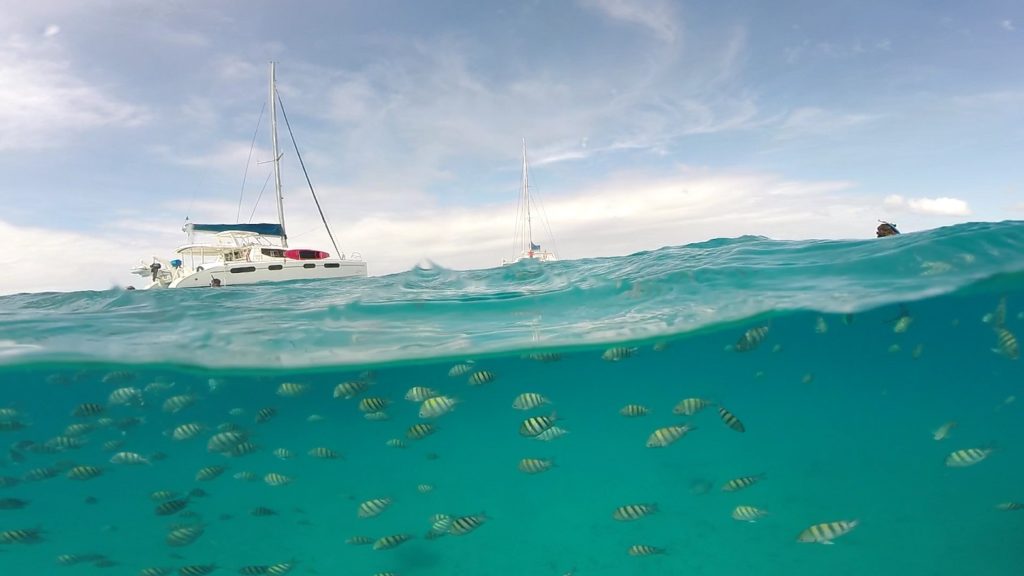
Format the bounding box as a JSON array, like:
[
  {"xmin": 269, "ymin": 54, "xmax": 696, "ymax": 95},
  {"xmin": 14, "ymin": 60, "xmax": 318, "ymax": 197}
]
[
  {"xmin": 247, "ymin": 172, "xmax": 274, "ymax": 223},
  {"xmin": 237, "ymin": 102, "xmax": 266, "ymax": 223},
  {"xmin": 275, "ymin": 90, "xmax": 344, "ymax": 258}
]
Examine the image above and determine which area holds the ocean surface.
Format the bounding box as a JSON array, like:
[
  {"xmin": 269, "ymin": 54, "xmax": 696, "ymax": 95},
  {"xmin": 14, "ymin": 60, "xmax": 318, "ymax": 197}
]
[{"xmin": 1, "ymin": 220, "xmax": 1023, "ymax": 576}]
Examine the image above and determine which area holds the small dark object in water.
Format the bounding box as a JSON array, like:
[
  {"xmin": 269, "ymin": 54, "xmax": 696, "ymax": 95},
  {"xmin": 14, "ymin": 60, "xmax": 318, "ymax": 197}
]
[
  {"xmin": 188, "ymin": 488, "xmax": 209, "ymax": 498},
  {"xmin": 876, "ymin": 221, "xmax": 900, "ymax": 237},
  {"xmin": 425, "ymin": 452, "xmax": 441, "ymax": 461},
  {"xmin": 84, "ymin": 496, "xmax": 99, "ymax": 505},
  {"xmin": 0, "ymin": 497, "xmax": 29, "ymax": 509}
]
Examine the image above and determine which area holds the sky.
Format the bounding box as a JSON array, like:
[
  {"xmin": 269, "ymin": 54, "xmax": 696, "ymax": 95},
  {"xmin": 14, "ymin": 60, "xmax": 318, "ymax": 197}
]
[{"xmin": 0, "ymin": 0, "xmax": 1022, "ymax": 294}]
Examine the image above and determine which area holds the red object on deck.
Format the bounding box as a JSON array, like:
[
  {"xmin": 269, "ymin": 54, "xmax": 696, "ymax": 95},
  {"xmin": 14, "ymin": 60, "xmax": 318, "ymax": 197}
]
[{"xmin": 284, "ymin": 249, "xmax": 330, "ymax": 260}]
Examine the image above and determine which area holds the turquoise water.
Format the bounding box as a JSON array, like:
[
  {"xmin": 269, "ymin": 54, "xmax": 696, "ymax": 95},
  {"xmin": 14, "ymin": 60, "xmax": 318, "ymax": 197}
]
[{"xmin": 1, "ymin": 221, "xmax": 1023, "ymax": 575}]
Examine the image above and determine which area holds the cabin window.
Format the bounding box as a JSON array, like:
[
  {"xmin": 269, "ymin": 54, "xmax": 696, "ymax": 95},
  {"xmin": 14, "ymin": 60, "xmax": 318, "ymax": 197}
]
[
  {"xmin": 303, "ymin": 263, "xmax": 316, "ymax": 269},
  {"xmin": 298, "ymin": 250, "xmax": 319, "ymax": 259},
  {"xmin": 261, "ymin": 248, "xmax": 286, "ymax": 258},
  {"xmin": 268, "ymin": 265, "xmax": 283, "ymax": 271},
  {"xmin": 324, "ymin": 263, "xmax": 340, "ymax": 269},
  {"xmin": 230, "ymin": 266, "xmax": 256, "ymax": 273}
]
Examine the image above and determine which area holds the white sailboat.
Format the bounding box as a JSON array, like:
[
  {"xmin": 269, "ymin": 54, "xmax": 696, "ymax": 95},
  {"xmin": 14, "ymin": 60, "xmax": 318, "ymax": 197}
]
[
  {"xmin": 131, "ymin": 62, "xmax": 367, "ymax": 288},
  {"xmin": 501, "ymin": 139, "xmax": 558, "ymax": 266}
]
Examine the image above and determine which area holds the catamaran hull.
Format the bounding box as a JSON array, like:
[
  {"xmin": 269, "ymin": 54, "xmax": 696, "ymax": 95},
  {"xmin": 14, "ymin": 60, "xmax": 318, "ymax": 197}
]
[{"xmin": 157, "ymin": 259, "xmax": 367, "ymax": 288}]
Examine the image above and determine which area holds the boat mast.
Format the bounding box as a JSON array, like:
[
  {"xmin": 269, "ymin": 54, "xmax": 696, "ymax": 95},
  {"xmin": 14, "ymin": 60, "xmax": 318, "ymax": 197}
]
[
  {"xmin": 522, "ymin": 138, "xmax": 533, "ymax": 252},
  {"xmin": 270, "ymin": 61, "xmax": 288, "ymax": 247}
]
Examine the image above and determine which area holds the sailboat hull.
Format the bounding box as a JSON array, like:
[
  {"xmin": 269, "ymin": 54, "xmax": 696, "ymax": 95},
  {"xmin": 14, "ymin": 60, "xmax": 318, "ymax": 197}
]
[
  {"xmin": 163, "ymin": 259, "xmax": 367, "ymax": 288},
  {"xmin": 501, "ymin": 250, "xmax": 558, "ymax": 266}
]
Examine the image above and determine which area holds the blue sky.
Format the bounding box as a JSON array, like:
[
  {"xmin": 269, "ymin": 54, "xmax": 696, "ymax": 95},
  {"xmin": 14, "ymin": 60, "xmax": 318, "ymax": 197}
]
[{"xmin": 0, "ymin": 0, "xmax": 1022, "ymax": 293}]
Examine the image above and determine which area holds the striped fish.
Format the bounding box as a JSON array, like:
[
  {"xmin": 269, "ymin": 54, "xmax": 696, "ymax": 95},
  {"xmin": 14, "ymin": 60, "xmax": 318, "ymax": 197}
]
[
  {"xmin": 373, "ymin": 533, "xmax": 413, "ymax": 550},
  {"xmin": 255, "ymin": 407, "xmax": 277, "ymax": 423},
  {"xmin": 672, "ymin": 398, "xmax": 712, "ymax": 416},
  {"xmin": 172, "ymin": 423, "xmax": 205, "ymax": 441},
  {"xmin": 449, "ymin": 513, "xmax": 488, "ymax": 535},
  {"xmin": 996, "ymin": 502, "xmax": 1023, "ymax": 511},
  {"xmin": 717, "ymin": 406, "xmax": 745, "ymax": 432},
  {"xmin": 276, "ymin": 382, "xmax": 310, "ymax": 397},
  {"xmin": 612, "ymin": 503, "xmax": 658, "ymax": 521},
  {"xmin": 154, "ymin": 499, "xmax": 189, "ymax": 516},
  {"xmin": 448, "ymin": 362, "xmax": 475, "ymax": 377},
  {"xmin": 426, "ymin": 514, "xmax": 452, "ymax": 539},
  {"xmin": 333, "ymin": 380, "xmax": 369, "ymax": 399},
  {"xmin": 627, "ymin": 544, "xmax": 665, "ymax": 556},
  {"xmin": 601, "ymin": 347, "xmax": 637, "ymax": 362},
  {"xmin": 994, "ymin": 327, "xmax": 1019, "ymax": 360},
  {"xmin": 0, "ymin": 528, "xmax": 44, "ymax": 544},
  {"xmin": 519, "ymin": 413, "xmax": 558, "ymax": 437},
  {"xmin": 195, "ymin": 466, "xmax": 227, "ymax": 481},
  {"xmin": 165, "ymin": 524, "xmax": 204, "ymax": 547},
  {"xmin": 264, "ymin": 472, "xmax": 293, "ymax": 486},
  {"xmin": 357, "ymin": 497, "xmax": 393, "ymax": 518},
  {"xmin": 796, "ymin": 520, "xmax": 859, "ymax": 544},
  {"xmin": 945, "ymin": 448, "xmax": 993, "ymax": 467},
  {"xmin": 405, "ymin": 387, "xmax": 438, "ymax": 402},
  {"xmin": 619, "ymin": 404, "xmax": 649, "ymax": 417},
  {"xmin": 406, "ymin": 423, "xmax": 437, "ymax": 440},
  {"xmin": 721, "ymin": 474, "xmax": 764, "ymax": 492},
  {"xmin": 308, "ymin": 447, "xmax": 340, "ymax": 459},
  {"xmin": 162, "ymin": 394, "xmax": 196, "ymax": 413},
  {"xmin": 177, "ymin": 565, "xmax": 218, "ymax": 576},
  {"xmin": 533, "ymin": 426, "xmax": 570, "ymax": 442},
  {"xmin": 71, "ymin": 403, "xmax": 105, "ymax": 417},
  {"xmin": 67, "ymin": 465, "xmax": 104, "ymax": 480},
  {"xmin": 512, "ymin": 392, "xmax": 551, "ymax": 410},
  {"xmin": 419, "ymin": 395, "xmax": 459, "ymax": 418},
  {"xmin": 645, "ymin": 424, "xmax": 695, "ymax": 448},
  {"xmin": 468, "ymin": 370, "xmax": 496, "ymax": 386},
  {"xmin": 358, "ymin": 397, "xmax": 390, "ymax": 413},
  {"xmin": 517, "ymin": 458, "xmax": 555, "ymax": 474},
  {"xmin": 733, "ymin": 326, "xmax": 769, "ymax": 352},
  {"xmin": 731, "ymin": 505, "xmax": 768, "ymax": 522}
]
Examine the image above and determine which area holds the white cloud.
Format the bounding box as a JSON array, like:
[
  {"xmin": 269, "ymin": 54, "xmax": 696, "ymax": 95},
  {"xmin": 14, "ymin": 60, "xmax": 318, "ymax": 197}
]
[
  {"xmin": 776, "ymin": 107, "xmax": 878, "ymax": 139},
  {"xmin": 577, "ymin": 0, "xmax": 680, "ymax": 43},
  {"xmin": 883, "ymin": 194, "xmax": 971, "ymax": 216},
  {"xmin": 0, "ymin": 220, "xmax": 173, "ymax": 294},
  {"xmin": 0, "ymin": 35, "xmax": 148, "ymax": 151},
  {"xmin": 42, "ymin": 25, "xmax": 60, "ymax": 37},
  {"xmin": 1001, "ymin": 19, "xmax": 1015, "ymax": 31},
  {"xmin": 299, "ymin": 35, "xmax": 760, "ymax": 194}
]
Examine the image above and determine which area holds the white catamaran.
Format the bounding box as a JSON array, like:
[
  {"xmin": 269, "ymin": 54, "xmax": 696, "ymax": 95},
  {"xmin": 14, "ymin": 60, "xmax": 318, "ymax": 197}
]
[
  {"xmin": 501, "ymin": 139, "xmax": 558, "ymax": 266},
  {"xmin": 131, "ymin": 62, "xmax": 367, "ymax": 289}
]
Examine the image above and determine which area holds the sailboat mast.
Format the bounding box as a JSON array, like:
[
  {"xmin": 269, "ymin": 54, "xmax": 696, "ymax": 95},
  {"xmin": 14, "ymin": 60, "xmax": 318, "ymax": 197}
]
[
  {"xmin": 270, "ymin": 61, "xmax": 288, "ymax": 247},
  {"xmin": 522, "ymin": 138, "xmax": 533, "ymax": 250}
]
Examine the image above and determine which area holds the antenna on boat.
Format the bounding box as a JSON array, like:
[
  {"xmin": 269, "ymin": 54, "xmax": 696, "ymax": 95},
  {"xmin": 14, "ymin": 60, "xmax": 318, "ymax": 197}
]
[{"xmin": 270, "ymin": 61, "xmax": 288, "ymax": 248}]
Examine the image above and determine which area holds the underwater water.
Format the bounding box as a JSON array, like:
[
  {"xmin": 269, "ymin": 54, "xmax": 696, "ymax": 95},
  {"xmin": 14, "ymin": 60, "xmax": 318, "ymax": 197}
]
[{"xmin": 1, "ymin": 221, "xmax": 1023, "ymax": 576}]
